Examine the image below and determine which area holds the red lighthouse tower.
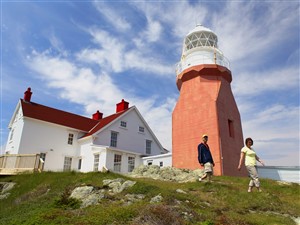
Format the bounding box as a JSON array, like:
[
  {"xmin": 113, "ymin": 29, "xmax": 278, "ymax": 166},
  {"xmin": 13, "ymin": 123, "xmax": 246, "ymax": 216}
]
[{"xmin": 172, "ymin": 25, "xmax": 246, "ymax": 176}]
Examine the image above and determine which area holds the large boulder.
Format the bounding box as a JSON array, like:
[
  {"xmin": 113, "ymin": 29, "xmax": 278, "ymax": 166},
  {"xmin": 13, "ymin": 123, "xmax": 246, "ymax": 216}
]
[{"xmin": 70, "ymin": 186, "xmax": 94, "ymax": 199}]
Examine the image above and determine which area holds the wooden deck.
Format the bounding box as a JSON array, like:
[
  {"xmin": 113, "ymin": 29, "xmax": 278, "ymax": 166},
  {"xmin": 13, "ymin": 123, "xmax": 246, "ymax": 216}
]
[{"xmin": 0, "ymin": 154, "xmax": 43, "ymax": 175}]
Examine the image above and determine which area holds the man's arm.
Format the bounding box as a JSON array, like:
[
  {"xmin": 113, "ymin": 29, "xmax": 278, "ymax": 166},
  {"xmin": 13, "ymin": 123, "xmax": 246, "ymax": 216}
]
[{"xmin": 198, "ymin": 144, "xmax": 203, "ymax": 165}]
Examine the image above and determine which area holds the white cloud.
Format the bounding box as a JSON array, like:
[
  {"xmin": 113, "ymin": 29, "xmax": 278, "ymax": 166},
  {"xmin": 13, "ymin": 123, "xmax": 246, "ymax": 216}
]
[
  {"xmin": 93, "ymin": 1, "xmax": 131, "ymax": 32},
  {"xmin": 233, "ymin": 66, "xmax": 299, "ymax": 97},
  {"xmin": 242, "ymin": 104, "xmax": 299, "ymax": 139},
  {"xmin": 213, "ymin": 1, "xmax": 299, "ymax": 64},
  {"xmin": 86, "ymin": 29, "xmax": 126, "ymax": 72},
  {"xmin": 48, "ymin": 31, "xmax": 68, "ymax": 57},
  {"xmin": 131, "ymin": 1, "xmax": 207, "ymax": 39},
  {"xmin": 124, "ymin": 50, "xmax": 173, "ymax": 75},
  {"xmin": 141, "ymin": 18, "xmax": 162, "ymax": 43},
  {"xmin": 254, "ymin": 139, "xmax": 299, "ymax": 166},
  {"xmin": 27, "ymin": 51, "xmax": 74, "ymax": 80},
  {"xmin": 26, "ymin": 51, "xmax": 122, "ymax": 113},
  {"xmin": 76, "ymin": 27, "xmax": 173, "ymax": 76}
]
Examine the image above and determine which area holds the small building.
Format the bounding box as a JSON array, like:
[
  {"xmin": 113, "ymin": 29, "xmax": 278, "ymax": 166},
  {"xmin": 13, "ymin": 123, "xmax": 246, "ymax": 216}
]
[
  {"xmin": 142, "ymin": 152, "xmax": 172, "ymax": 167},
  {"xmin": 257, "ymin": 166, "xmax": 300, "ymax": 183},
  {"xmin": 4, "ymin": 87, "xmax": 170, "ymax": 174}
]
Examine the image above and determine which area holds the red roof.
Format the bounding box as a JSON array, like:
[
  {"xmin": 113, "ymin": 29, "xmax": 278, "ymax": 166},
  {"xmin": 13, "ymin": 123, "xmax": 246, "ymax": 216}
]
[
  {"xmin": 20, "ymin": 99, "xmax": 130, "ymax": 135},
  {"xmin": 81, "ymin": 108, "xmax": 130, "ymax": 138}
]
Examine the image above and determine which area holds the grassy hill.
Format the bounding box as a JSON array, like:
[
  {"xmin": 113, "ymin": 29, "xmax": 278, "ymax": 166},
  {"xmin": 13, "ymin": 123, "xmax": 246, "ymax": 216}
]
[{"xmin": 0, "ymin": 171, "xmax": 299, "ymax": 225}]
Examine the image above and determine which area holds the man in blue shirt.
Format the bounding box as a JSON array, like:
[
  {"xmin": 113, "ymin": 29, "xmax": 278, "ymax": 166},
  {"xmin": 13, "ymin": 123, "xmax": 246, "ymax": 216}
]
[{"xmin": 198, "ymin": 134, "xmax": 215, "ymax": 181}]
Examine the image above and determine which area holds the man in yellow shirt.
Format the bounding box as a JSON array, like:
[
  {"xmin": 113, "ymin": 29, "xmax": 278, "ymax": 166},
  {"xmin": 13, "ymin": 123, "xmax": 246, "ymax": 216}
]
[{"xmin": 238, "ymin": 137, "xmax": 265, "ymax": 192}]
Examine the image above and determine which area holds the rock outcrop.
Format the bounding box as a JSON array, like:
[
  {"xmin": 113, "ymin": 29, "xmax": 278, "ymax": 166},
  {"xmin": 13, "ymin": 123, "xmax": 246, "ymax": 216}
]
[
  {"xmin": 129, "ymin": 165, "xmax": 205, "ymax": 183},
  {"xmin": 0, "ymin": 182, "xmax": 16, "ymax": 200},
  {"xmin": 70, "ymin": 178, "xmax": 138, "ymax": 208}
]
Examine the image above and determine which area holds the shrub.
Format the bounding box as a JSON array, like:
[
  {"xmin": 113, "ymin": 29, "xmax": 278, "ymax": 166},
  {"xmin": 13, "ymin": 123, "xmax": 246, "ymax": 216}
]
[{"xmin": 53, "ymin": 187, "xmax": 81, "ymax": 209}]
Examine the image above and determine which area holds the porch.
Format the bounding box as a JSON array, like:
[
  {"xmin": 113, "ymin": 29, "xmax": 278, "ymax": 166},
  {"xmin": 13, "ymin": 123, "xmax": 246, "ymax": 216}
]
[{"xmin": 0, "ymin": 154, "xmax": 43, "ymax": 175}]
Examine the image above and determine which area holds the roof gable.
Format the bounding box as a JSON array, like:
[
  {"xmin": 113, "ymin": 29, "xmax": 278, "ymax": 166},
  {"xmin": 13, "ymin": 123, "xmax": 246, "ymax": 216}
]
[
  {"xmin": 81, "ymin": 107, "xmax": 132, "ymax": 138},
  {"xmin": 131, "ymin": 107, "xmax": 165, "ymax": 151},
  {"xmin": 81, "ymin": 106, "xmax": 165, "ymax": 151},
  {"xmin": 20, "ymin": 99, "xmax": 98, "ymax": 131}
]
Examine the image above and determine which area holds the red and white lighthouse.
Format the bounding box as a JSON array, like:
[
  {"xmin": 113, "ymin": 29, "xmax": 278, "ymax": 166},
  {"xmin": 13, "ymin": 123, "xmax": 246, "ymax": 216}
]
[{"xmin": 172, "ymin": 25, "xmax": 246, "ymax": 176}]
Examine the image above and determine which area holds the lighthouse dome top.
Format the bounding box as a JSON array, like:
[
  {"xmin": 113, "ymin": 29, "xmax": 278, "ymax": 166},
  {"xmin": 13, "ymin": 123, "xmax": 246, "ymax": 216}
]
[
  {"xmin": 184, "ymin": 24, "xmax": 218, "ymax": 51},
  {"xmin": 186, "ymin": 24, "xmax": 214, "ymax": 36},
  {"xmin": 176, "ymin": 24, "xmax": 230, "ymax": 75}
]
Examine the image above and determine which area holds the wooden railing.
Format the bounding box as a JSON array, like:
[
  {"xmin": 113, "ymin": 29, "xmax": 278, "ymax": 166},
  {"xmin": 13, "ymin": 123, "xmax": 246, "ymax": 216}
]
[{"xmin": 0, "ymin": 154, "xmax": 43, "ymax": 175}]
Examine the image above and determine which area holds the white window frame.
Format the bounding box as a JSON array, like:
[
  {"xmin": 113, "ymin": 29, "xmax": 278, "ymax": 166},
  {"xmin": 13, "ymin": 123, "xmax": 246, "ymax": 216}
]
[
  {"xmin": 128, "ymin": 156, "xmax": 135, "ymax": 172},
  {"xmin": 146, "ymin": 140, "xmax": 152, "ymax": 154},
  {"xmin": 120, "ymin": 121, "xmax": 127, "ymax": 128},
  {"xmin": 114, "ymin": 154, "xmax": 122, "ymax": 172},
  {"xmin": 63, "ymin": 157, "xmax": 72, "ymax": 171},
  {"xmin": 110, "ymin": 131, "xmax": 118, "ymax": 147},
  {"xmin": 94, "ymin": 154, "xmax": 99, "ymax": 171},
  {"xmin": 68, "ymin": 133, "xmax": 74, "ymax": 145},
  {"xmin": 138, "ymin": 126, "xmax": 144, "ymax": 133}
]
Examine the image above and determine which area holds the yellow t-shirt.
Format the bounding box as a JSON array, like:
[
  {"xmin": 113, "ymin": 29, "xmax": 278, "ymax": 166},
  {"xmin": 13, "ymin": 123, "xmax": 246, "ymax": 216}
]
[{"xmin": 241, "ymin": 146, "xmax": 256, "ymax": 166}]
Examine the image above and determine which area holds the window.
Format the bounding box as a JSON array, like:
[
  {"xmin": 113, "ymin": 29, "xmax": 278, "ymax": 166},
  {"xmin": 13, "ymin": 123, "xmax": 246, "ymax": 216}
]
[
  {"xmin": 120, "ymin": 121, "xmax": 127, "ymax": 128},
  {"xmin": 110, "ymin": 131, "xmax": 118, "ymax": 147},
  {"xmin": 147, "ymin": 161, "xmax": 153, "ymax": 166},
  {"xmin": 139, "ymin": 126, "xmax": 144, "ymax": 133},
  {"xmin": 68, "ymin": 133, "xmax": 74, "ymax": 145},
  {"xmin": 94, "ymin": 154, "xmax": 99, "ymax": 171},
  {"xmin": 228, "ymin": 120, "xmax": 234, "ymax": 138},
  {"xmin": 128, "ymin": 156, "xmax": 135, "ymax": 172},
  {"xmin": 78, "ymin": 159, "xmax": 82, "ymax": 170},
  {"xmin": 63, "ymin": 157, "xmax": 72, "ymax": 171},
  {"xmin": 159, "ymin": 161, "xmax": 163, "ymax": 167},
  {"xmin": 114, "ymin": 154, "xmax": 122, "ymax": 172},
  {"xmin": 146, "ymin": 140, "xmax": 152, "ymax": 154}
]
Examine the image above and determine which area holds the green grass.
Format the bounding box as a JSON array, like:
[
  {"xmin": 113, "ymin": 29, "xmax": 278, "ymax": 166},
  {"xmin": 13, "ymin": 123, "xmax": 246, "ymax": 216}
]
[{"xmin": 0, "ymin": 172, "xmax": 299, "ymax": 225}]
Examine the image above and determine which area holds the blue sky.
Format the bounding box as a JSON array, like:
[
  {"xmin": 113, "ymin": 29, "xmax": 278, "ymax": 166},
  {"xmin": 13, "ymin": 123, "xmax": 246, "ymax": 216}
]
[{"xmin": 1, "ymin": 1, "xmax": 299, "ymax": 166}]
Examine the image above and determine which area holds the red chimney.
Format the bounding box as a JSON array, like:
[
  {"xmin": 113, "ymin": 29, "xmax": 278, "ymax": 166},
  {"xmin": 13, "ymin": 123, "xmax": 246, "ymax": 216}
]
[
  {"xmin": 24, "ymin": 87, "xmax": 32, "ymax": 102},
  {"xmin": 116, "ymin": 99, "xmax": 129, "ymax": 113},
  {"xmin": 92, "ymin": 110, "xmax": 103, "ymax": 120}
]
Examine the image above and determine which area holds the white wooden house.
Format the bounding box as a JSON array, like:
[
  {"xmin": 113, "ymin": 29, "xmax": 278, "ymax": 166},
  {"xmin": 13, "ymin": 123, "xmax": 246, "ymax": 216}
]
[{"xmin": 5, "ymin": 87, "xmax": 170, "ymax": 174}]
